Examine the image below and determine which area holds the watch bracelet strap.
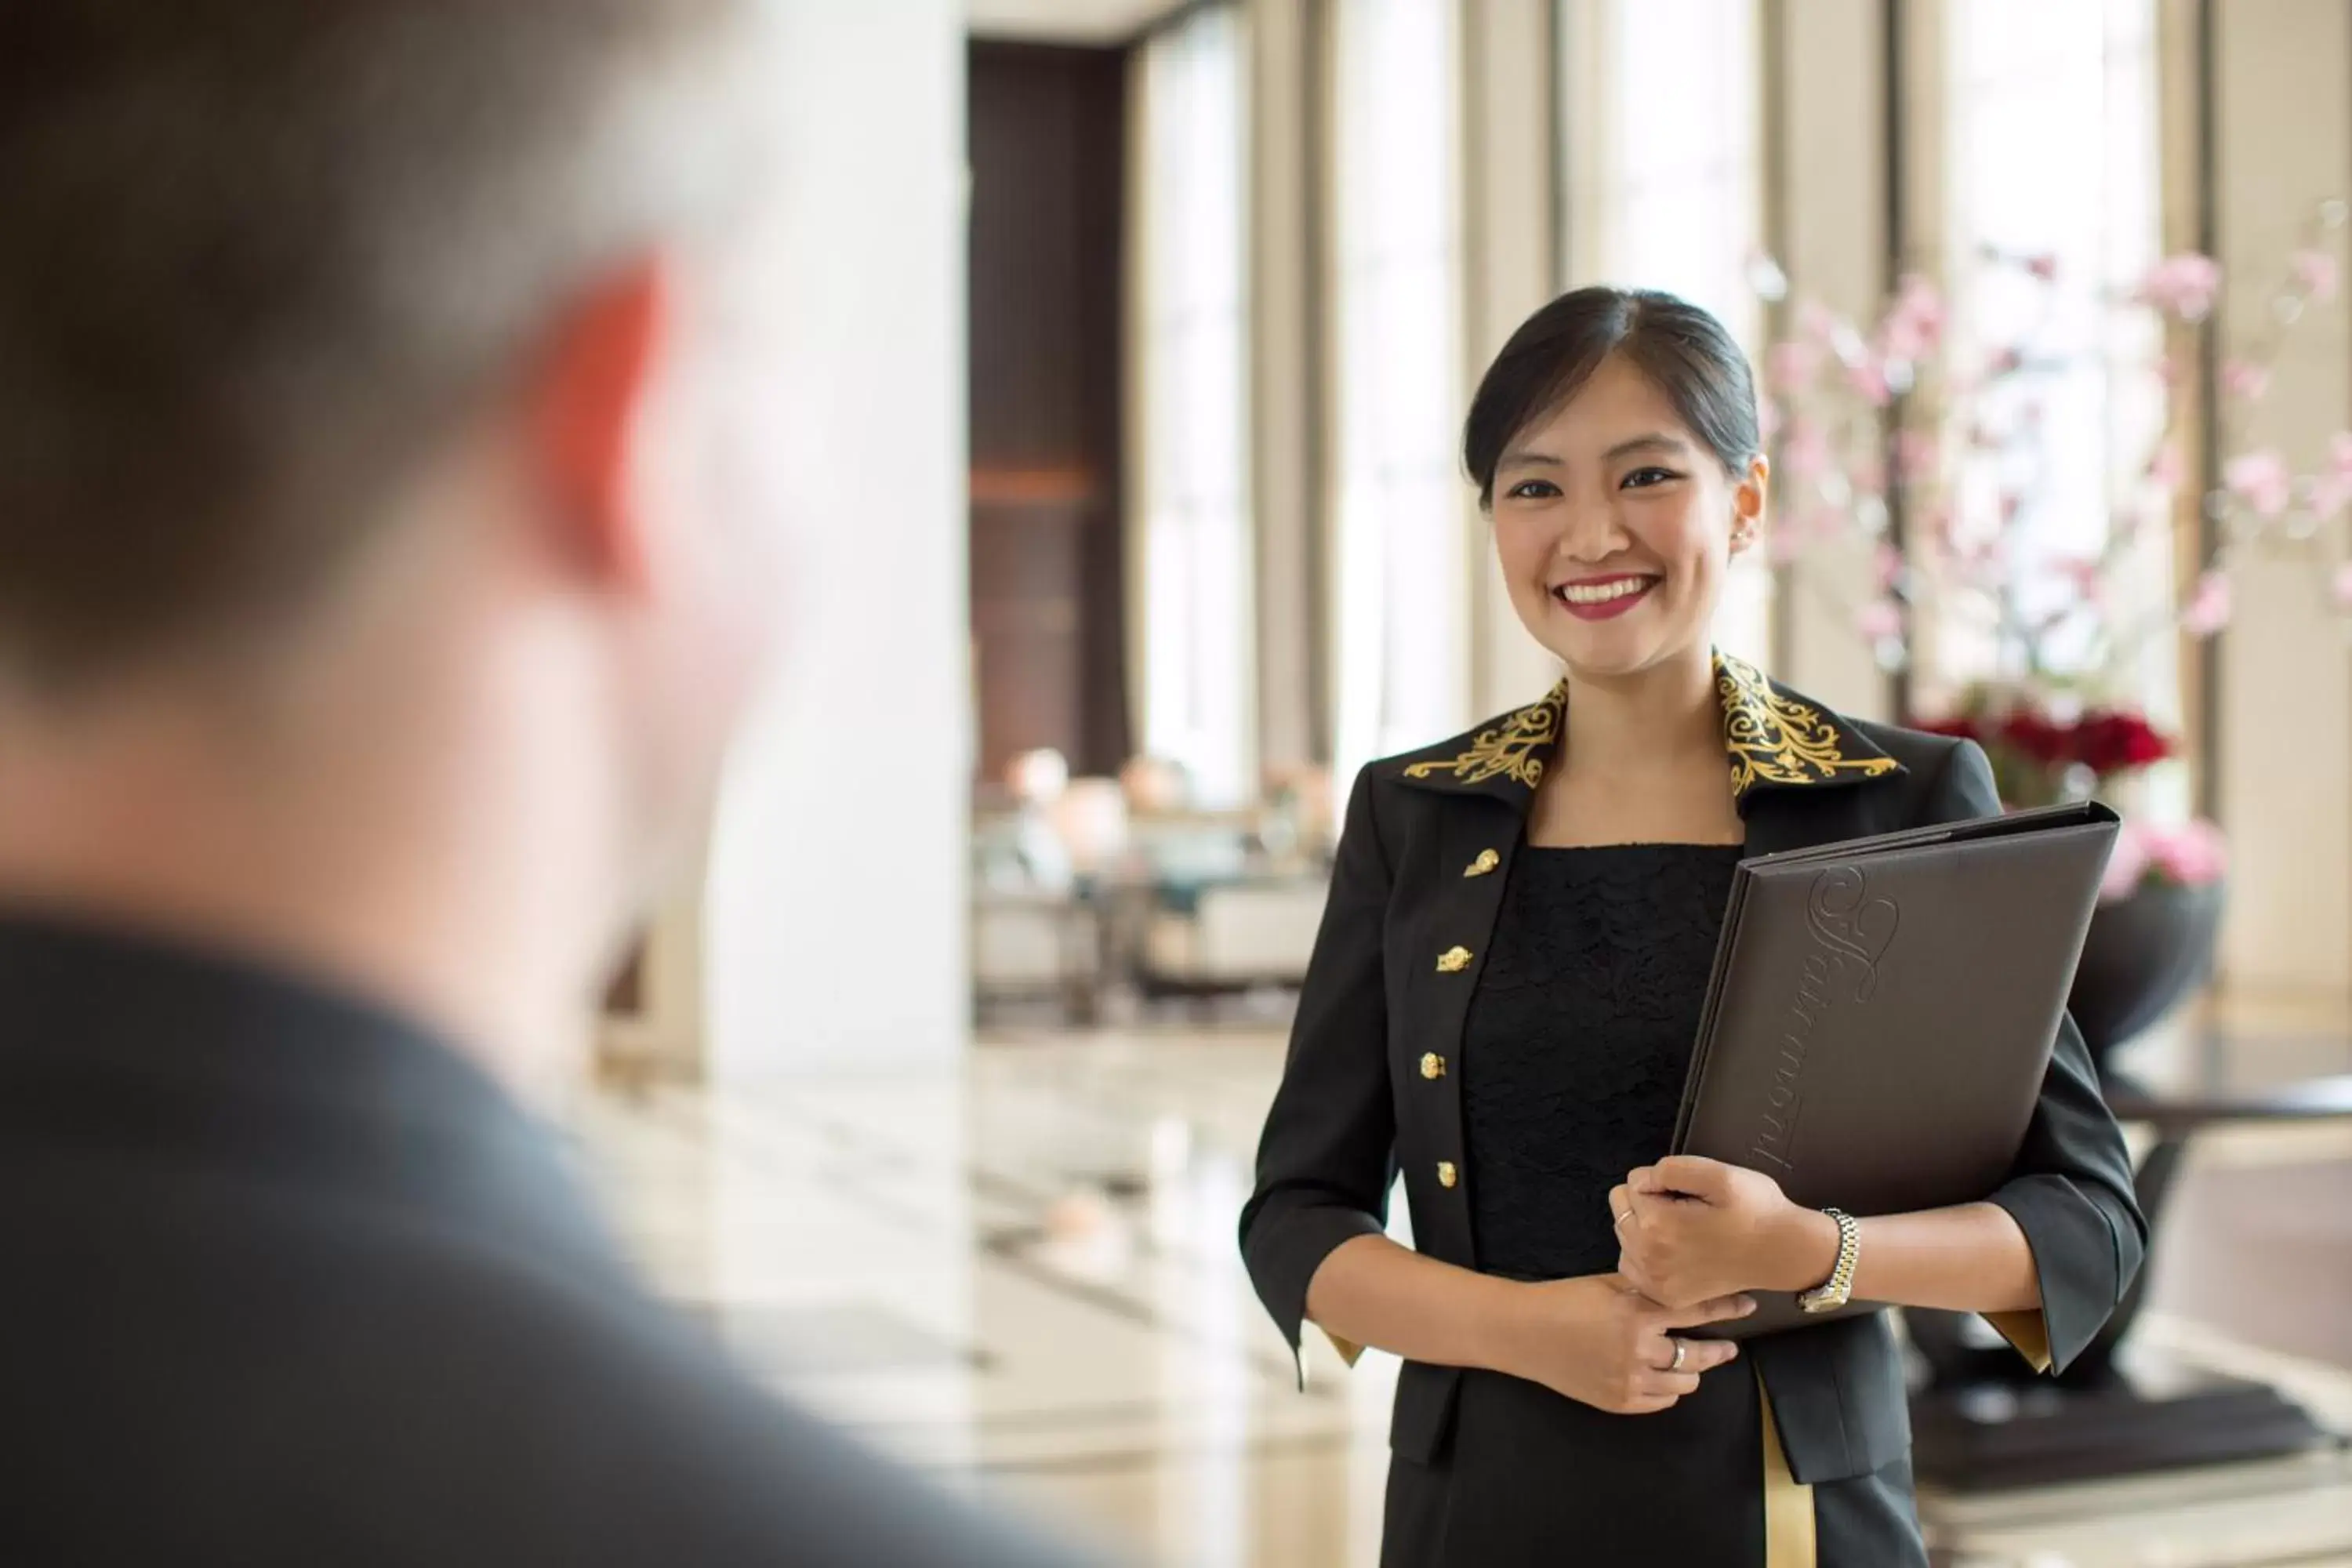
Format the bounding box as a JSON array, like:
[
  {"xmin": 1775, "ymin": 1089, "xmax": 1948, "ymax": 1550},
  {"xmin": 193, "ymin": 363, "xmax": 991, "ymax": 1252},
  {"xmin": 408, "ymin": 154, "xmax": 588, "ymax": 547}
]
[{"xmin": 1802, "ymin": 1207, "xmax": 1860, "ymax": 1308}]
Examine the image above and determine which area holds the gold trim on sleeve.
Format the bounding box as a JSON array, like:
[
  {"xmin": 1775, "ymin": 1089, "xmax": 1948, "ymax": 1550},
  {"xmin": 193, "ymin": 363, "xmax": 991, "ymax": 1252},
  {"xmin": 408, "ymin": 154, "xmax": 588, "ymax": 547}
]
[
  {"xmin": 1319, "ymin": 1325, "xmax": 1365, "ymax": 1369},
  {"xmin": 1983, "ymin": 1308, "xmax": 2056, "ymax": 1374}
]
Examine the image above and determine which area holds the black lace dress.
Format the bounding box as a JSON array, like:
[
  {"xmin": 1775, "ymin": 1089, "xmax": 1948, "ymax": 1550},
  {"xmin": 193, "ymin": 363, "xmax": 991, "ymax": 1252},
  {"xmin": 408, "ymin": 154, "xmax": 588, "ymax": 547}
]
[
  {"xmin": 1414, "ymin": 842, "xmax": 1929, "ymax": 1567},
  {"xmin": 1450, "ymin": 843, "xmax": 1766, "ymax": 1561}
]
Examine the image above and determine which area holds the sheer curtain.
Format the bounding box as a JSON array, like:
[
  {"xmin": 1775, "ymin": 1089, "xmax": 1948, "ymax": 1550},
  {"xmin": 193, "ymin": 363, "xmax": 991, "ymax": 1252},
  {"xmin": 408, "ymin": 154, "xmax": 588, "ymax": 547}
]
[
  {"xmin": 1136, "ymin": 5, "xmax": 1254, "ymax": 806},
  {"xmin": 1938, "ymin": 0, "xmax": 2164, "ymax": 710},
  {"xmin": 1330, "ymin": 0, "xmax": 1467, "ymax": 789},
  {"xmin": 1559, "ymin": 0, "xmax": 1772, "ymax": 662}
]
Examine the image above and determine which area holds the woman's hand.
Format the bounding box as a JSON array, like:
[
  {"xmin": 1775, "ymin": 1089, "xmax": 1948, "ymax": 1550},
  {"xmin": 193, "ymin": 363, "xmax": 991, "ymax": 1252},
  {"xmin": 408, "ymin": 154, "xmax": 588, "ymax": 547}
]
[
  {"xmin": 1611, "ymin": 1156, "xmax": 1839, "ymax": 1309},
  {"xmin": 1491, "ymin": 1273, "xmax": 1755, "ymax": 1415}
]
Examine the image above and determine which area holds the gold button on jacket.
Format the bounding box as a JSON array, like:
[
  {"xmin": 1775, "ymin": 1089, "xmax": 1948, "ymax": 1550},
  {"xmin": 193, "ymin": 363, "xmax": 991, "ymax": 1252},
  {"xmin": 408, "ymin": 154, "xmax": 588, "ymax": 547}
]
[
  {"xmin": 1436, "ymin": 1161, "xmax": 1457, "ymax": 1189},
  {"xmin": 1436, "ymin": 946, "xmax": 1472, "ymax": 974},
  {"xmin": 1464, "ymin": 848, "xmax": 1501, "ymax": 877},
  {"xmin": 1419, "ymin": 1052, "xmax": 1446, "ymax": 1080}
]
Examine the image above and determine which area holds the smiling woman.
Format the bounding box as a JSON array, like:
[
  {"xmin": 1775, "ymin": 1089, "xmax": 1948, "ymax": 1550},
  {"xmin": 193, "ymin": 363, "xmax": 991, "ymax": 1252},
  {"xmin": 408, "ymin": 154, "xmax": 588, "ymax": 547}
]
[{"xmin": 1238, "ymin": 285, "xmax": 2144, "ymax": 1567}]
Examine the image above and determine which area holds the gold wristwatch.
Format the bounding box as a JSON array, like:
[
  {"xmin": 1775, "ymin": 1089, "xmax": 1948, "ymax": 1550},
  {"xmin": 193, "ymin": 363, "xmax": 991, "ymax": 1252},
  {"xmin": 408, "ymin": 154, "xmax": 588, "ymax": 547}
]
[{"xmin": 1796, "ymin": 1207, "xmax": 1861, "ymax": 1315}]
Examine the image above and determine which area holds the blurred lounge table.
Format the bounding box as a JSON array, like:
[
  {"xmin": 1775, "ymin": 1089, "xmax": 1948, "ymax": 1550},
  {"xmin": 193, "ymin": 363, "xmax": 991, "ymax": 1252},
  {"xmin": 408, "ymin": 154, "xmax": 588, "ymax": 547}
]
[{"xmin": 1910, "ymin": 1025, "xmax": 2352, "ymax": 1494}]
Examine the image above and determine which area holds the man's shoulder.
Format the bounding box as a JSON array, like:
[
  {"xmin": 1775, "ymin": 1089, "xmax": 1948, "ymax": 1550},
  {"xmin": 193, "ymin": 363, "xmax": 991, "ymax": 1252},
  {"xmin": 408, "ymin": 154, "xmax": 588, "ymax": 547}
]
[
  {"xmin": 345, "ymin": 1232, "xmax": 1101, "ymax": 1565},
  {"xmin": 0, "ymin": 1143, "xmax": 1098, "ymax": 1567}
]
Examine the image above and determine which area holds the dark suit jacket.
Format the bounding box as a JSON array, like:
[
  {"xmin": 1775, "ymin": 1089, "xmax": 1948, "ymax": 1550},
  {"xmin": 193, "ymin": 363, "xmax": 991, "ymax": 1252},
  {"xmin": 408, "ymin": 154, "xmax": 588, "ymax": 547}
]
[
  {"xmin": 1240, "ymin": 653, "xmax": 2147, "ymax": 1486},
  {"xmin": 0, "ymin": 914, "xmax": 1100, "ymax": 1566}
]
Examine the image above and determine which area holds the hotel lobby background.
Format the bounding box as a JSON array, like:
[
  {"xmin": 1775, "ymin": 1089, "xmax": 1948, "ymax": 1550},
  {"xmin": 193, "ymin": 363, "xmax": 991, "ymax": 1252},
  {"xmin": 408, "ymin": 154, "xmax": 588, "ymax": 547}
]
[{"xmin": 587, "ymin": 1, "xmax": 2352, "ymax": 1563}]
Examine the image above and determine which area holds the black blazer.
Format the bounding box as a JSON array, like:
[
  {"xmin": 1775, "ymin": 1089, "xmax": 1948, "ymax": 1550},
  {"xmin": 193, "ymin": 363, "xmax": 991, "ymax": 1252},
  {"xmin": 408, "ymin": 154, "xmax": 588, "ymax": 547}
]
[
  {"xmin": 0, "ymin": 915, "xmax": 1101, "ymax": 1566},
  {"xmin": 1239, "ymin": 653, "xmax": 2147, "ymax": 1486}
]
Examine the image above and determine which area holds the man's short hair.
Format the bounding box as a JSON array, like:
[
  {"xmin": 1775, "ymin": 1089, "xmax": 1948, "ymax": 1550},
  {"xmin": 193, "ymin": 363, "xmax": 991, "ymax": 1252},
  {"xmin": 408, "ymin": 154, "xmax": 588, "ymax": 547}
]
[{"xmin": 0, "ymin": 0, "xmax": 766, "ymax": 684}]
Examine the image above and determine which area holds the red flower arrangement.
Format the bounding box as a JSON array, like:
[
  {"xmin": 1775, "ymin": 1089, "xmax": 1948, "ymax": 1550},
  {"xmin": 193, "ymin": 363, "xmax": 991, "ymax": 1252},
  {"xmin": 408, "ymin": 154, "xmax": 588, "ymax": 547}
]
[
  {"xmin": 1917, "ymin": 704, "xmax": 2175, "ymax": 801},
  {"xmin": 1916, "ymin": 697, "xmax": 2220, "ymax": 899}
]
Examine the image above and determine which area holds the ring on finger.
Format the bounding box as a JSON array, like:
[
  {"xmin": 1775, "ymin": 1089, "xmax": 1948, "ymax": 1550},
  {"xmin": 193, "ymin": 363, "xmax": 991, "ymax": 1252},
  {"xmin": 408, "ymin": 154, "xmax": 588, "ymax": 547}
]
[
  {"xmin": 1668, "ymin": 1338, "xmax": 1687, "ymax": 1373},
  {"xmin": 1612, "ymin": 1209, "xmax": 1634, "ymax": 1229}
]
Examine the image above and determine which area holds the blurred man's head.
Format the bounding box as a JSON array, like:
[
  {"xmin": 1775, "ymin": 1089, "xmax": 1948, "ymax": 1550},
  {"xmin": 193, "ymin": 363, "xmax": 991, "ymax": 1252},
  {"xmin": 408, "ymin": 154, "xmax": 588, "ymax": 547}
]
[{"xmin": 0, "ymin": 0, "xmax": 796, "ymax": 1073}]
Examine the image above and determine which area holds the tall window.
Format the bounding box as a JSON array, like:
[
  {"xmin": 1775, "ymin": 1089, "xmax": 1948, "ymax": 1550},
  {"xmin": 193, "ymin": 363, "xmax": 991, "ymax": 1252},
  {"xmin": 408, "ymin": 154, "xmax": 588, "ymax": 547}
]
[
  {"xmin": 1559, "ymin": 0, "xmax": 1771, "ymax": 661},
  {"xmin": 1330, "ymin": 0, "xmax": 1467, "ymax": 787},
  {"xmin": 1137, "ymin": 5, "xmax": 1254, "ymax": 806},
  {"xmin": 1939, "ymin": 0, "xmax": 2163, "ymax": 706}
]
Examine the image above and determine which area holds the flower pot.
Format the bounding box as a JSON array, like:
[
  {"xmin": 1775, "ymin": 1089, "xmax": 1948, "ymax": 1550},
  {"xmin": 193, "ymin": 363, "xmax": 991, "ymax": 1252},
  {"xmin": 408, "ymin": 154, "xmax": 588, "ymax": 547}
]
[{"xmin": 2066, "ymin": 879, "xmax": 2227, "ymax": 1069}]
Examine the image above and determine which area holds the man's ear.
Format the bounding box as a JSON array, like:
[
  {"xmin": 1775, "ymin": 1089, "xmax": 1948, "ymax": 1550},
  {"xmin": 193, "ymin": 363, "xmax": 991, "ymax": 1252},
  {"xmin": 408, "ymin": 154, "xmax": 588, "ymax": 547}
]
[{"xmin": 525, "ymin": 256, "xmax": 673, "ymax": 590}]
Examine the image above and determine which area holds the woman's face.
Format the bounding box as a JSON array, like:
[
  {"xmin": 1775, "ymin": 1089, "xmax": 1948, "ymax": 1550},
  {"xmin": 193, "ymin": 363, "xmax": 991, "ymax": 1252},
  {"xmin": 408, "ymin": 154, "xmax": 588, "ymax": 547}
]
[{"xmin": 1490, "ymin": 354, "xmax": 1766, "ymax": 682}]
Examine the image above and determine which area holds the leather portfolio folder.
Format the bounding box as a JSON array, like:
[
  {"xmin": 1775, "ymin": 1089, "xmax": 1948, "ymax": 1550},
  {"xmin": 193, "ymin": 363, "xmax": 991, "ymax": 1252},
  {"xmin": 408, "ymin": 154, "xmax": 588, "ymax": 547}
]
[{"xmin": 1670, "ymin": 801, "xmax": 2120, "ymax": 1338}]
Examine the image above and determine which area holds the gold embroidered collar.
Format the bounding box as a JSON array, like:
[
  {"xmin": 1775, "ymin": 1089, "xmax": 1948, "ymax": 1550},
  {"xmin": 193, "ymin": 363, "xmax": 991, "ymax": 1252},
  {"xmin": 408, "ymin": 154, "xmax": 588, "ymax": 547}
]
[{"xmin": 1390, "ymin": 652, "xmax": 1902, "ymax": 808}]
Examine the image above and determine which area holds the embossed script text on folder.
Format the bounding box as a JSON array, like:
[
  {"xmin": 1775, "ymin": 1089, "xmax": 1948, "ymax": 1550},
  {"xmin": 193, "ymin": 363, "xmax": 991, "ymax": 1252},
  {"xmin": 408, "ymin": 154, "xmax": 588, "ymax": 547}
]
[{"xmin": 1671, "ymin": 801, "xmax": 2120, "ymax": 1339}]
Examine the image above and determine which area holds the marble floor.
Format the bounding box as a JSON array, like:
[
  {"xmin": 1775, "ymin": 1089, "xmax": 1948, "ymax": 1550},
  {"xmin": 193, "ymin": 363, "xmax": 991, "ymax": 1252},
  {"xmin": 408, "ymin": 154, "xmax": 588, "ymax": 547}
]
[{"xmin": 570, "ymin": 1018, "xmax": 2352, "ymax": 1568}]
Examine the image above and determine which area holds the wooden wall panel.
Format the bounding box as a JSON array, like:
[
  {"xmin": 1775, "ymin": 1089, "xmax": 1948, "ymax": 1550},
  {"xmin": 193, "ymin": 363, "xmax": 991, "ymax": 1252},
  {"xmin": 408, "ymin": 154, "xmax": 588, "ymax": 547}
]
[{"xmin": 968, "ymin": 41, "xmax": 1132, "ymax": 780}]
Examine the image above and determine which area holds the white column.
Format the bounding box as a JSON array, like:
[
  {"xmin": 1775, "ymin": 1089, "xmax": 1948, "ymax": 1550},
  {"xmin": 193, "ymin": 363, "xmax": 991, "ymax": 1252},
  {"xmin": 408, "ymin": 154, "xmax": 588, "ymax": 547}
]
[
  {"xmin": 704, "ymin": 0, "xmax": 970, "ymax": 1078},
  {"xmin": 2212, "ymin": 0, "xmax": 2352, "ymax": 999},
  {"xmin": 1247, "ymin": 0, "xmax": 1321, "ymax": 770},
  {"xmin": 1463, "ymin": 0, "xmax": 1567, "ymax": 717},
  {"xmin": 1770, "ymin": 0, "xmax": 1894, "ymax": 718}
]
